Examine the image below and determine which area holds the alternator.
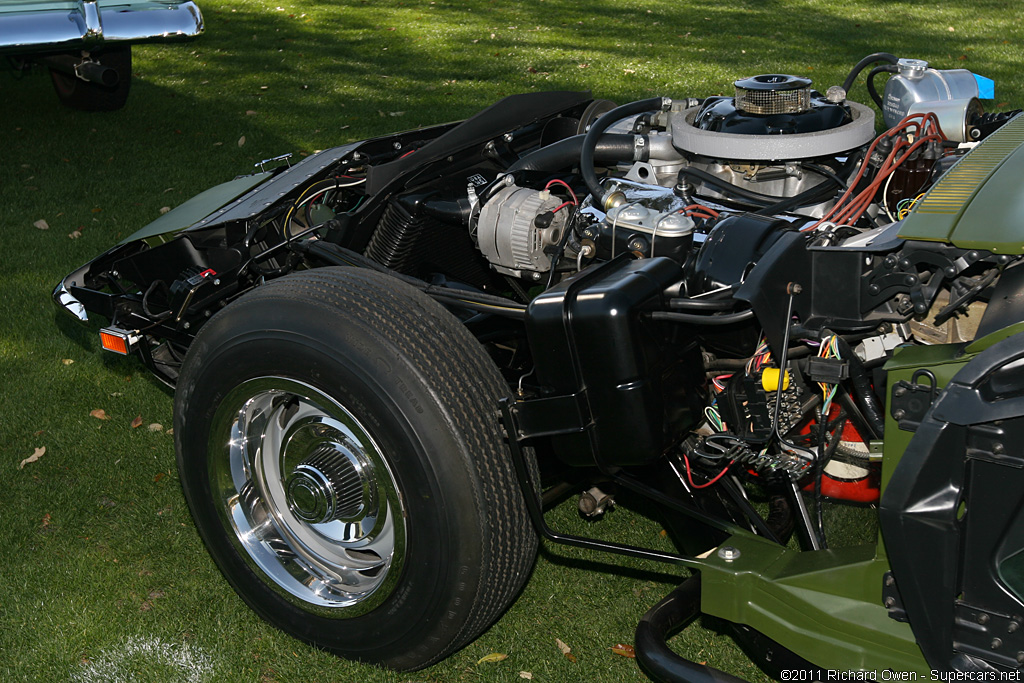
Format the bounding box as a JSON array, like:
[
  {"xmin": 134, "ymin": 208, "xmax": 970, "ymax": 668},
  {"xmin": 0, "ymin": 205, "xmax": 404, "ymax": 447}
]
[{"xmin": 477, "ymin": 185, "xmax": 570, "ymax": 278}]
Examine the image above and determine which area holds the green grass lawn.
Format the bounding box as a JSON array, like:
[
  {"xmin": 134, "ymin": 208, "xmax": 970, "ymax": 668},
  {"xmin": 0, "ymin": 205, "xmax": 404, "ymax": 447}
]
[{"xmin": 1, "ymin": 1, "xmax": 1022, "ymax": 680}]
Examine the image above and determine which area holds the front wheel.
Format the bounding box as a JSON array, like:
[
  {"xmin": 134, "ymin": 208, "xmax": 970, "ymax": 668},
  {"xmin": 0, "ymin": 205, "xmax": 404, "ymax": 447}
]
[{"xmin": 174, "ymin": 267, "xmax": 537, "ymax": 670}]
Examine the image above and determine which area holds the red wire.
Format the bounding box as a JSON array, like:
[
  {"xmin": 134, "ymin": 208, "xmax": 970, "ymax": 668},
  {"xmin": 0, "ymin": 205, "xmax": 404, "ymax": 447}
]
[
  {"xmin": 545, "ymin": 179, "xmax": 578, "ymax": 205},
  {"xmin": 803, "ymin": 114, "xmax": 947, "ymax": 231},
  {"xmin": 552, "ymin": 200, "xmax": 575, "ymax": 213},
  {"xmin": 679, "ymin": 203, "xmax": 720, "ymax": 219},
  {"xmin": 683, "ymin": 453, "xmax": 733, "ymax": 489}
]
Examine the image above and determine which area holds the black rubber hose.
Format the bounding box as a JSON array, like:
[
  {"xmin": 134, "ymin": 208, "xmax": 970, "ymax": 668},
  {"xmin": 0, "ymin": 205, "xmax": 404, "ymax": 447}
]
[
  {"xmin": 668, "ymin": 297, "xmax": 738, "ymax": 311},
  {"xmin": 678, "ymin": 167, "xmax": 786, "ymax": 206},
  {"xmin": 581, "ymin": 97, "xmax": 667, "ymax": 206},
  {"xmin": 834, "ymin": 336, "xmax": 885, "ymax": 438},
  {"xmin": 842, "ymin": 52, "xmax": 899, "ymax": 94},
  {"xmin": 635, "ymin": 575, "xmax": 749, "ymax": 683},
  {"xmin": 867, "ymin": 64, "xmax": 899, "ymax": 109},
  {"xmin": 648, "ymin": 309, "xmax": 755, "ymax": 326},
  {"xmin": 752, "ymin": 177, "xmax": 838, "ymax": 216},
  {"xmin": 507, "ymin": 133, "xmax": 645, "ymax": 173}
]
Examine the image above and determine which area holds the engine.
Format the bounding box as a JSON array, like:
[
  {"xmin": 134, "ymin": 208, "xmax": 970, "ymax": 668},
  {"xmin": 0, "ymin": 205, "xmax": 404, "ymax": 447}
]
[{"xmin": 474, "ymin": 71, "xmax": 883, "ymax": 278}]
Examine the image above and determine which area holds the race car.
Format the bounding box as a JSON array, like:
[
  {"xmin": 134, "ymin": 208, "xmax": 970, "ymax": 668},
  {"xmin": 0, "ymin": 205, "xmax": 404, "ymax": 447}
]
[{"xmin": 54, "ymin": 51, "xmax": 1024, "ymax": 681}]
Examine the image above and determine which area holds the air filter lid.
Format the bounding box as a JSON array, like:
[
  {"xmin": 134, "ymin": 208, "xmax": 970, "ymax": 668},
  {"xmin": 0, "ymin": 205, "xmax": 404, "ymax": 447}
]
[{"xmin": 734, "ymin": 74, "xmax": 813, "ymax": 115}]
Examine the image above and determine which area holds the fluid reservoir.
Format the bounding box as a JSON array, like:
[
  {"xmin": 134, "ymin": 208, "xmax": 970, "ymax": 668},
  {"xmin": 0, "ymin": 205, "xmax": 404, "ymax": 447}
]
[{"xmin": 882, "ymin": 58, "xmax": 991, "ymax": 130}]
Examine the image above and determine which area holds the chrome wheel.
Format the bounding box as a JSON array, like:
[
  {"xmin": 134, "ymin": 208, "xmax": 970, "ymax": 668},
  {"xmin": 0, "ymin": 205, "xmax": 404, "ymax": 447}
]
[{"xmin": 208, "ymin": 377, "xmax": 405, "ymax": 615}]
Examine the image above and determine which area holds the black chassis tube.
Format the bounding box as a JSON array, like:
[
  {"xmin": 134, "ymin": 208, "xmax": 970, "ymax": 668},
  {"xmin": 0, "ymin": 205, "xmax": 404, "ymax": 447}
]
[{"xmin": 636, "ymin": 575, "xmax": 748, "ymax": 683}]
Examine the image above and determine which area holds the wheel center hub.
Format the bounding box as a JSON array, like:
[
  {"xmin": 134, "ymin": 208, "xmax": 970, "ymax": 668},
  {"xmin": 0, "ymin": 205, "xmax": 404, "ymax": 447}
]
[{"xmin": 286, "ymin": 445, "xmax": 367, "ymax": 524}]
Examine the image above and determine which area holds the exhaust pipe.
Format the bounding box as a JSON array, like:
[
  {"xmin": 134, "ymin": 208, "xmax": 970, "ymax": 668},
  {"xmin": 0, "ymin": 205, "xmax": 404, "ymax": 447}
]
[{"xmin": 37, "ymin": 53, "xmax": 119, "ymax": 87}]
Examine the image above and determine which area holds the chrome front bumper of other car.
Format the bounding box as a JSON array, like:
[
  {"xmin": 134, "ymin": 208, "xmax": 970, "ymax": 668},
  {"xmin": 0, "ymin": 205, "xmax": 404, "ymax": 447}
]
[{"xmin": 0, "ymin": 0, "xmax": 204, "ymax": 54}]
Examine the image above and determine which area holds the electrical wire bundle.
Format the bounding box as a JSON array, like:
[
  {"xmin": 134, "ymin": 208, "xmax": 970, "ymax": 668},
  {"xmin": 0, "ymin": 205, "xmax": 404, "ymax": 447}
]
[
  {"xmin": 745, "ymin": 336, "xmax": 772, "ymax": 375},
  {"xmin": 817, "ymin": 335, "xmax": 842, "ymax": 416},
  {"xmin": 895, "ymin": 193, "xmax": 926, "ymax": 220}
]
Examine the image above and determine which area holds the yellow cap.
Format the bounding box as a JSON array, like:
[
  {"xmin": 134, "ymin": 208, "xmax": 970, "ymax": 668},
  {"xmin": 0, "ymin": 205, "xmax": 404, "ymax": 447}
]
[{"xmin": 761, "ymin": 367, "xmax": 790, "ymax": 392}]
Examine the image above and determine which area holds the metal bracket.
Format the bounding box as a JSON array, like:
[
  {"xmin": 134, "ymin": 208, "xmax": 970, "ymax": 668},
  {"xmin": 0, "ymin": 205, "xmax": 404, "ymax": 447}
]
[
  {"xmin": 890, "ymin": 369, "xmax": 937, "ymax": 431},
  {"xmin": 254, "ymin": 153, "xmax": 293, "ymax": 172},
  {"xmin": 882, "ymin": 571, "xmax": 909, "ymax": 623},
  {"xmin": 953, "ymin": 602, "xmax": 1024, "ymax": 667}
]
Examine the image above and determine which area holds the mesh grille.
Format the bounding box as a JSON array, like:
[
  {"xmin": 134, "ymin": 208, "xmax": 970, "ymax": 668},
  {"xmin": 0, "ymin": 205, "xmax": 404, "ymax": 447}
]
[{"xmin": 735, "ymin": 86, "xmax": 811, "ymax": 115}]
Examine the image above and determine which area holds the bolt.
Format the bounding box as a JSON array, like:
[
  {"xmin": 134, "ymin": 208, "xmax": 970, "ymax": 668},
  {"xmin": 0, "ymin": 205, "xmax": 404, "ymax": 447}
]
[
  {"xmin": 894, "ymin": 410, "xmax": 906, "ymax": 420},
  {"xmin": 183, "ymin": 322, "xmax": 191, "ymax": 330},
  {"xmin": 979, "ymin": 614, "xmax": 991, "ymax": 625},
  {"xmin": 885, "ymin": 575, "xmax": 895, "ymax": 587},
  {"xmin": 992, "ymin": 638, "xmax": 1003, "ymax": 649},
  {"xmin": 1009, "ymin": 621, "xmax": 1020, "ymax": 633},
  {"xmin": 884, "ymin": 597, "xmax": 896, "ymax": 608},
  {"xmin": 503, "ymin": 132, "xmax": 514, "ymax": 142},
  {"xmin": 393, "ymin": 141, "xmax": 402, "ymax": 150},
  {"xmin": 868, "ymin": 284, "xmax": 880, "ymax": 295},
  {"xmin": 894, "ymin": 386, "xmax": 907, "ymax": 397},
  {"xmin": 717, "ymin": 546, "xmax": 741, "ymax": 562},
  {"xmin": 1017, "ymin": 652, "xmax": 1024, "ymax": 665},
  {"xmin": 993, "ymin": 443, "xmax": 1005, "ymax": 454}
]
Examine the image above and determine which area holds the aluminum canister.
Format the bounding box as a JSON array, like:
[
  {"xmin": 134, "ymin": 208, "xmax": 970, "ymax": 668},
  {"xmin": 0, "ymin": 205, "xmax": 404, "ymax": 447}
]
[{"xmin": 882, "ymin": 58, "xmax": 983, "ymax": 127}]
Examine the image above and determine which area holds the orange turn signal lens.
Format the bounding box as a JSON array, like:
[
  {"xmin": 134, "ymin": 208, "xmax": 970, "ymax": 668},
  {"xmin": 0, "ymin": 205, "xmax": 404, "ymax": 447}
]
[{"xmin": 99, "ymin": 327, "xmax": 138, "ymax": 355}]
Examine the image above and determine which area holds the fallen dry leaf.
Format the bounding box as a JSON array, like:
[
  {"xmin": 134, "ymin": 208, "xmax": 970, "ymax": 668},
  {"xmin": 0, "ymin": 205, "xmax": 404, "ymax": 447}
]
[
  {"xmin": 246, "ymin": 110, "xmax": 258, "ymax": 115},
  {"xmin": 154, "ymin": 472, "xmax": 166, "ymax": 483},
  {"xmin": 148, "ymin": 423, "xmax": 164, "ymax": 432},
  {"xmin": 19, "ymin": 447, "xmax": 45, "ymax": 469},
  {"xmin": 90, "ymin": 409, "xmax": 110, "ymax": 420},
  {"xmin": 166, "ymin": 428, "xmax": 174, "ymax": 436},
  {"xmin": 159, "ymin": 206, "xmax": 171, "ymax": 214},
  {"xmin": 62, "ymin": 358, "xmax": 74, "ymax": 365},
  {"xmin": 519, "ymin": 673, "xmax": 534, "ymax": 680},
  {"xmin": 41, "ymin": 513, "xmax": 51, "ymax": 528},
  {"xmin": 477, "ymin": 653, "xmax": 508, "ymax": 664},
  {"xmin": 610, "ymin": 643, "xmax": 636, "ymax": 658},
  {"xmin": 131, "ymin": 414, "xmax": 143, "ymax": 429},
  {"xmin": 33, "ymin": 219, "xmax": 49, "ymax": 230},
  {"xmin": 68, "ymin": 230, "xmax": 82, "ymax": 239},
  {"xmin": 238, "ymin": 135, "xmax": 247, "ymax": 147},
  {"xmin": 556, "ymin": 638, "xmax": 577, "ymax": 662}
]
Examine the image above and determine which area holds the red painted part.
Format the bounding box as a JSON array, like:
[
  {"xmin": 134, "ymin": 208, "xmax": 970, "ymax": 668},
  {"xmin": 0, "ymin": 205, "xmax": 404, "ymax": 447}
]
[
  {"xmin": 799, "ymin": 407, "xmax": 880, "ymax": 503},
  {"xmin": 816, "ymin": 471, "xmax": 880, "ymax": 503}
]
